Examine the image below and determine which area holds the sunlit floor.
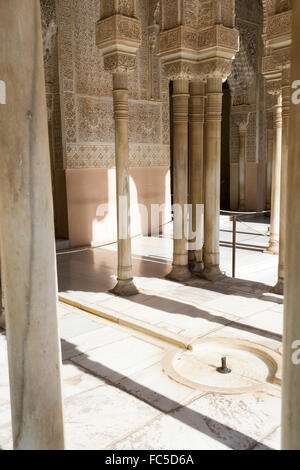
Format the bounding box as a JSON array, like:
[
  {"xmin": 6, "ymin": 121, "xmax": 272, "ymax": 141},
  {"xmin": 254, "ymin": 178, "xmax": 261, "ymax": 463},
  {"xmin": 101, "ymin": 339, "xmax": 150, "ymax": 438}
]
[{"xmin": 0, "ymin": 217, "xmax": 283, "ymax": 450}]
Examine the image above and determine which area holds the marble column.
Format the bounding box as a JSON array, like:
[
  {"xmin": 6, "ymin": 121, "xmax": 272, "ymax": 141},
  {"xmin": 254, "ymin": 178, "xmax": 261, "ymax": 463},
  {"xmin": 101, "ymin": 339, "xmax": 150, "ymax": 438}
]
[
  {"xmin": 282, "ymin": 0, "xmax": 300, "ymax": 449},
  {"xmin": 238, "ymin": 114, "xmax": 250, "ymax": 211},
  {"xmin": 265, "ymin": 128, "xmax": 273, "ymax": 210},
  {"xmin": 272, "ymin": 68, "xmax": 290, "ymax": 295},
  {"xmin": 0, "ymin": 0, "xmax": 64, "ymax": 449},
  {"xmin": 110, "ymin": 72, "xmax": 138, "ymax": 296},
  {"xmin": 265, "ymin": 115, "xmax": 274, "ymax": 210},
  {"xmin": 265, "ymin": 90, "xmax": 282, "ymax": 255},
  {"xmin": 188, "ymin": 80, "xmax": 205, "ymax": 274},
  {"xmin": 166, "ymin": 78, "xmax": 192, "ymax": 282},
  {"xmin": 95, "ymin": 0, "xmax": 140, "ymax": 296},
  {"xmin": 0, "ymin": 255, "xmax": 4, "ymax": 329},
  {"xmin": 0, "ymin": 267, "xmax": 5, "ymax": 330},
  {"xmin": 202, "ymin": 77, "xmax": 224, "ymax": 281}
]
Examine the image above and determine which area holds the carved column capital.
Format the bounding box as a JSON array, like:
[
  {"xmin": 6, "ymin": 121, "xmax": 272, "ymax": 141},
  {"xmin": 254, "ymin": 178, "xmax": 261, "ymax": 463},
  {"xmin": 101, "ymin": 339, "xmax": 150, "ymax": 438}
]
[
  {"xmin": 103, "ymin": 53, "xmax": 137, "ymax": 74},
  {"xmin": 266, "ymin": 78, "xmax": 282, "ymax": 97},
  {"xmin": 163, "ymin": 60, "xmax": 198, "ymax": 81},
  {"xmin": 96, "ymin": 2, "xmax": 141, "ymax": 74},
  {"xmin": 156, "ymin": 2, "xmax": 238, "ymax": 83},
  {"xmin": 238, "ymin": 113, "xmax": 250, "ymax": 135},
  {"xmin": 200, "ymin": 57, "xmax": 234, "ymax": 81}
]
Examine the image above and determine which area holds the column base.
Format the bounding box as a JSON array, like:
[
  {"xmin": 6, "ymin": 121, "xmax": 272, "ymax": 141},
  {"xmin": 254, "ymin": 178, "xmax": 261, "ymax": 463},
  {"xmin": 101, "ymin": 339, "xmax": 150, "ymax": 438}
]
[
  {"xmin": 200, "ymin": 264, "xmax": 225, "ymax": 282},
  {"xmin": 110, "ymin": 279, "xmax": 139, "ymax": 297},
  {"xmin": 264, "ymin": 241, "xmax": 279, "ymax": 255},
  {"xmin": 189, "ymin": 260, "xmax": 205, "ymax": 275},
  {"xmin": 166, "ymin": 265, "xmax": 192, "ymax": 283},
  {"xmin": 270, "ymin": 279, "xmax": 284, "ymax": 296}
]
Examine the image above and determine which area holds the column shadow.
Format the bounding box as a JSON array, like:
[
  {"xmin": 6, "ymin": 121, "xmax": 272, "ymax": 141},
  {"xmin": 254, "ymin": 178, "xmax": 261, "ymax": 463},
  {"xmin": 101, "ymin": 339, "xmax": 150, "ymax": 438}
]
[{"xmin": 61, "ymin": 338, "xmax": 276, "ymax": 451}]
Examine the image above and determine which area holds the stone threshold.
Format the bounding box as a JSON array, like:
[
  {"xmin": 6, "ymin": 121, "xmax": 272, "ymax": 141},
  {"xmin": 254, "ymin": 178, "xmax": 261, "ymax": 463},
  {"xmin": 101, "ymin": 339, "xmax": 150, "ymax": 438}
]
[{"xmin": 59, "ymin": 293, "xmax": 192, "ymax": 350}]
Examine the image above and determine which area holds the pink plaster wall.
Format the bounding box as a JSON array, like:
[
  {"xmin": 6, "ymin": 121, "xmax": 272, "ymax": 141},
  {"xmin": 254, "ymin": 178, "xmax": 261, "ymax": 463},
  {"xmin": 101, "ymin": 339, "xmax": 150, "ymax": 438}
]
[
  {"xmin": 65, "ymin": 166, "xmax": 171, "ymax": 248},
  {"xmin": 245, "ymin": 162, "xmax": 266, "ymax": 212},
  {"xmin": 230, "ymin": 162, "xmax": 266, "ymax": 212}
]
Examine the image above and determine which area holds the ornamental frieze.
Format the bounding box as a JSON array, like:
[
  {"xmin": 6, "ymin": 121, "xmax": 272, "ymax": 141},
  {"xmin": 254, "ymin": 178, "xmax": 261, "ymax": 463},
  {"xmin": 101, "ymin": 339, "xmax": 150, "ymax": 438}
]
[
  {"xmin": 183, "ymin": 29, "xmax": 199, "ymax": 50},
  {"xmin": 215, "ymin": 26, "xmax": 239, "ymax": 51},
  {"xmin": 197, "ymin": 28, "xmax": 215, "ymax": 48},
  {"xmin": 272, "ymin": 46, "xmax": 291, "ymax": 68},
  {"xmin": 198, "ymin": 25, "xmax": 239, "ymax": 51},
  {"xmin": 65, "ymin": 143, "xmax": 170, "ymax": 169},
  {"xmin": 95, "ymin": 15, "xmax": 142, "ymax": 47},
  {"xmin": 157, "ymin": 27, "xmax": 183, "ymax": 53},
  {"xmin": 158, "ymin": 24, "xmax": 238, "ymax": 59},
  {"xmin": 266, "ymin": 10, "xmax": 292, "ymax": 39},
  {"xmin": 262, "ymin": 54, "xmax": 277, "ymax": 75}
]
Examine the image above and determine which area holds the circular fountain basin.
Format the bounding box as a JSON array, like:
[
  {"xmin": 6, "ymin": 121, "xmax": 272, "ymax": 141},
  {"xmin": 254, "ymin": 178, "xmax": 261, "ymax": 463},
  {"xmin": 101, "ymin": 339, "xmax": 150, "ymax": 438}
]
[{"xmin": 163, "ymin": 337, "xmax": 282, "ymax": 394}]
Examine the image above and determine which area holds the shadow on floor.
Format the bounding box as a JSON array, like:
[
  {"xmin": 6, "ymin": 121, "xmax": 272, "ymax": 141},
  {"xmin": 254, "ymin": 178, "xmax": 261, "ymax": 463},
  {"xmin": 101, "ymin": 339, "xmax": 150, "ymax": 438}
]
[
  {"xmin": 57, "ymin": 247, "xmax": 283, "ymax": 305},
  {"xmin": 125, "ymin": 293, "xmax": 282, "ymax": 343},
  {"xmin": 62, "ymin": 338, "xmax": 275, "ymax": 451}
]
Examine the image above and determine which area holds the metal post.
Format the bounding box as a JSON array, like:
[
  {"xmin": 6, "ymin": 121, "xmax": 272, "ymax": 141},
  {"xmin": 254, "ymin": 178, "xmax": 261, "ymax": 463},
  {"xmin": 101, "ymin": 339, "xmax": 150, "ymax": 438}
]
[{"xmin": 232, "ymin": 216, "xmax": 237, "ymax": 278}]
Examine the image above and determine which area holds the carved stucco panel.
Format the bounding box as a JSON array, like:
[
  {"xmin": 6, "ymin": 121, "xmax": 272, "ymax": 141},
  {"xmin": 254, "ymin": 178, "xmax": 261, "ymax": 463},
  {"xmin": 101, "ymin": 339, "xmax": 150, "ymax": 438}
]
[
  {"xmin": 198, "ymin": 0, "xmax": 214, "ymax": 28},
  {"xmin": 77, "ymin": 97, "xmax": 161, "ymax": 145},
  {"xmin": 161, "ymin": 0, "xmax": 181, "ymax": 31},
  {"xmin": 66, "ymin": 143, "xmax": 170, "ymax": 168},
  {"xmin": 41, "ymin": 0, "xmax": 64, "ymax": 169},
  {"xmin": 229, "ymin": 0, "xmax": 264, "ymax": 166},
  {"xmin": 73, "ymin": 0, "xmax": 112, "ymax": 97}
]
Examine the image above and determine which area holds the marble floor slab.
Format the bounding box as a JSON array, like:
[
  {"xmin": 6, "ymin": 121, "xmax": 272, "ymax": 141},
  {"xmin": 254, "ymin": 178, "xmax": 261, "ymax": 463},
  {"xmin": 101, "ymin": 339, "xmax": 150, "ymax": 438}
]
[{"xmin": 0, "ymin": 218, "xmax": 284, "ymax": 450}]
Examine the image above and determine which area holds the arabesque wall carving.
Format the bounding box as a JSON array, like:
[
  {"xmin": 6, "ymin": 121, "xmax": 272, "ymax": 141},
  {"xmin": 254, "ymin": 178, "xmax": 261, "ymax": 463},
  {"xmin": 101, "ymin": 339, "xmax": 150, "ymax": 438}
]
[
  {"xmin": 229, "ymin": 0, "xmax": 265, "ymax": 166},
  {"xmin": 41, "ymin": 0, "xmax": 63, "ymax": 169},
  {"xmin": 49, "ymin": 0, "xmax": 169, "ymax": 170}
]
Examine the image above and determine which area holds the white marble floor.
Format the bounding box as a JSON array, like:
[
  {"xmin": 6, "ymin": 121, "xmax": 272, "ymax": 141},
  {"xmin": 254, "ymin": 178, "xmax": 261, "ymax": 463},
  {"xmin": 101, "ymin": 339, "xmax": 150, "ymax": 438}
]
[{"xmin": 0, "ymin": 218, "xmax": 283, "ymax": 450}]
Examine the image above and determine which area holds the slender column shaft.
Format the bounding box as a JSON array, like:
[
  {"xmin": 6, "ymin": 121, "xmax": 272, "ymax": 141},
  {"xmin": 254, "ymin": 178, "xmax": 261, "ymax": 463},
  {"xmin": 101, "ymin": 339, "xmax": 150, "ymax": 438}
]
[
  {"xmin": 238, "ymin": 115, "xmax": 249, "ymax": 211},
  {"xmin": 266, "ymin": 121, "xmax": 274, "ymax": 210},
  {"xmin": 0, "ymin": 255, "xmax": 4, "ymax": 329},
  {"xmin": 239, "ymin": 132, "xmax": 246, "ymax": 210},
  {"xmin": 272, "ymin": 70, "xmax": 290, "ymax": 295},
  {"xmin": 189, "ymin": 80, "xmax": 205, "ymax": 274},
  {"xmin": 0, "ymin": 266, "xmax": 5, "ymax": 330},
  {"xmin": 167, "ymin": 78, "xmax": 191, "ymax": 282},
  {"xmin": 282, "ymin": 0, "xmax": 300, "ymax": 449},
  {"xmin": 0, "ymin": 0, "xmax": 64, "ymax": 449},
  {"xmin": 111, "ymin": 72, "xmax": 138, "ymax": 296},
  {"xmin": 202, "ymin": 77, "xmax": 224, "ymax": 281},
  {"xmin": 265, "ymin": 94, "xmax": 282, "ymax": 255}
]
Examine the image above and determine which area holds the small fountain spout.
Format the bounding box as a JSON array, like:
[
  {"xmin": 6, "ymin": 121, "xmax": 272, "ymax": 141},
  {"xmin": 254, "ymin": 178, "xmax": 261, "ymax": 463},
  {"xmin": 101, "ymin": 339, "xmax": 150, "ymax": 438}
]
[{"xmin": 217, "ymin": 357, "xmax": 231, "ymax": 374}]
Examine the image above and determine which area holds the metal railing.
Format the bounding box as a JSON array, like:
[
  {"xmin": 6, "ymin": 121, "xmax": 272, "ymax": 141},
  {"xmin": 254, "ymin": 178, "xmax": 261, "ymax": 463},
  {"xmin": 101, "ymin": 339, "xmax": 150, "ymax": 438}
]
[{"xmin": 220, "ymin": 210, "xmax": 271, "ymax": 278}]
